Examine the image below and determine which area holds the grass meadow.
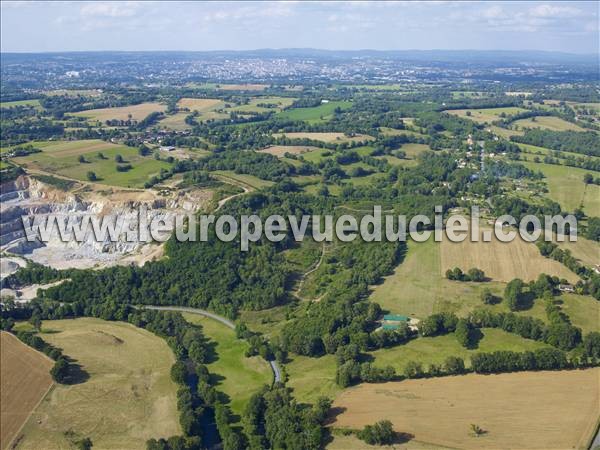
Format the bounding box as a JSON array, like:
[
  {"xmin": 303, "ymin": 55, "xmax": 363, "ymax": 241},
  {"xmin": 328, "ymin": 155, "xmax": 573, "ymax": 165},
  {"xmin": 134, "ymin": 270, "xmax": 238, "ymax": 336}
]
[
  {"xmin": 11, "ymin": 139, "xmax": 170, "ymax": 188},
  {"xmin": 181, "ymin": 313, "xmax": 272, "ymax": 415},
  {"xmin": 17, "ymin": 318, "xmax": 180, "ymax": 450}
]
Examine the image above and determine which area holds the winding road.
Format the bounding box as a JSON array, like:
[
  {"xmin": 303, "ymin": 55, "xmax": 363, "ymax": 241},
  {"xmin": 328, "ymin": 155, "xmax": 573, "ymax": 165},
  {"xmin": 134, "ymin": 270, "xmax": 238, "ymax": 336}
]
[{"xmin": 139, "ymin": 305, "xmax": 282, "ymax": 383}]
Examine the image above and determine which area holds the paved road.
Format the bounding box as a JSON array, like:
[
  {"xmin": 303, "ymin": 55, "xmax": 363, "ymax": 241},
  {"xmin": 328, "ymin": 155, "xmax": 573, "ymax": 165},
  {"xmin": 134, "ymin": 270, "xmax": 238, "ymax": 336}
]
[{"xmin": 139, "ymin": 305, "xmax": 282, "ymax": 383}]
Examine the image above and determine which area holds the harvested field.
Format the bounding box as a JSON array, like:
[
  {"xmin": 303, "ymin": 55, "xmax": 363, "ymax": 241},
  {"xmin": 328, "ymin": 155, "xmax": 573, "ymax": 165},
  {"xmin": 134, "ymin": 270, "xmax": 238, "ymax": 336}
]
[
  {"xmin": 72, "ymin": 102, "xmax": 166, "ymax": 121},
  {"xmin": 0, "ymin": 332, "xmax": 53, "ymax": 450},
  {"xmin": 16, "ymin": 318, "xmax": 180, "ymax": 450},
  {"xmin": 177, "ymin": 98, "xmax": 223, "ymax": 112},
  {"xmin": 259, "ymin": 145, "xmax": 320, "ymax": 157},
  {"xmin": 331, "ymin": 368, "xmax": 600, "ymax": 450},
  {"xmin": 440, "ymin": 230, "xmax": 579, "ymax": 283},
  {"xmin": 274, "ymin": 132, "xmax": 374, "ymax": 143}
]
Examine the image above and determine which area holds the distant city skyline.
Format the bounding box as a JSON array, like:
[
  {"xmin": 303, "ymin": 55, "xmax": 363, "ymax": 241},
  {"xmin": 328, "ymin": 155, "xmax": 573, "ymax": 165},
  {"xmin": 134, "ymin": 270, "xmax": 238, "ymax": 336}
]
[{"xmin": 1, "ymin": 1, "xmax": 598, "ymax": 54}]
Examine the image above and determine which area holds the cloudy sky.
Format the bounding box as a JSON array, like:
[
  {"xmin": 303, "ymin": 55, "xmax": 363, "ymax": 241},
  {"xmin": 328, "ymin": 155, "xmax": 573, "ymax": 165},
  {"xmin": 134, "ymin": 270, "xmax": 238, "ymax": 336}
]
[{"xmin": 1, "ymin": 1, "xmax": 598, "ymax": 53}]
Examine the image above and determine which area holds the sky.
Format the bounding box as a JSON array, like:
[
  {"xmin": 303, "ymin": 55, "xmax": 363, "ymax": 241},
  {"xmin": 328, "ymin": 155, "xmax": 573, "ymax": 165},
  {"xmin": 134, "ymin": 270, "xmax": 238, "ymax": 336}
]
[{"xmin": 1, "ymin": 1, "xmax": 598, "ymax": 54}]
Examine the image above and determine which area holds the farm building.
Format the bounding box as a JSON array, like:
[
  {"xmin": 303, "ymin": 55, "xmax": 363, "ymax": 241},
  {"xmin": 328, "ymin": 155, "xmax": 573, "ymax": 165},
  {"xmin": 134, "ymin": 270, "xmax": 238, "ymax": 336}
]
[{"xmin": 558, "ymin": 284, "xmax": 575, "ymax": 293}]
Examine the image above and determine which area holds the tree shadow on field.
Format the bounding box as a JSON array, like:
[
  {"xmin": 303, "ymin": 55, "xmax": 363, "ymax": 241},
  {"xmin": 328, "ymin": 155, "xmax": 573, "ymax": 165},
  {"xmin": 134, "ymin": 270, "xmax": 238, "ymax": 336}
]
[
  {"xmin": 392, "ymin": 432, "xmax": 415, "ymax": 444},
  {"xmin": 324, "ymin": 406, "xmax": 347, "ymax": 426},
  {"xmin": 62, "ymin": 357, "xmax": 90, "ymax": 385}
]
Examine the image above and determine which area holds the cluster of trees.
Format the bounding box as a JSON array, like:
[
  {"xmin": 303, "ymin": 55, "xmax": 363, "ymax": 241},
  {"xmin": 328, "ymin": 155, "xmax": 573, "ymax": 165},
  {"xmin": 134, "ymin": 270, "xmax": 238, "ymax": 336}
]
[
  {"xmin": 484, "ymin": 160, "xmax": 543, "ymax": 180},
  {"xmin": 512, "ymin": 130, "xmax": 600, "ymax": 158},
  {"xmin": 357, "ymin": 420, "xmax": 395, "ymax": 446},
  {"xmin": 335, "ymin": 344, "xmax": 396, "ymax": 388},
  {"xmin": 445, "ymin": 267, "xmax": 486, "ymax": 282},
  {"xmin": 196, "ymin": 150, "xmax": 299, "ymax": 182},
  {"xmin": 536, "ymin": 242, "xmax": 600, "ymax": 299},
  {"xmin": 242, "ymin": 386, "xmax": 331, "ymax": 449},
  {"xmin": 471, "ymin": 348, "xmax": 569, "ymax": 373},
  {"xmin": 583, "ymin": 173, "xmax": 600, "ymax": 186}
]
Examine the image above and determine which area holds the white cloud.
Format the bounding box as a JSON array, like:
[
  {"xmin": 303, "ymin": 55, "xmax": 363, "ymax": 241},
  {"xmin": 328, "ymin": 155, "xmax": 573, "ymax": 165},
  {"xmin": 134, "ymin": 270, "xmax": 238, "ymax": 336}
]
[
  {"xmin": 80, "ymin": 1, "xmax": 140, "ymax": 18},
  {"xmin": 529, "ymin": 4, "xmax": 583, "ymax": 19}
]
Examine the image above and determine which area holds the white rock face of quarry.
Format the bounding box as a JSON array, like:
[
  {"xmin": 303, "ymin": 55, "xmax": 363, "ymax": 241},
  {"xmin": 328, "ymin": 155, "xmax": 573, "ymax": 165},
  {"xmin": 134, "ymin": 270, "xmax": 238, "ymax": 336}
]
[{"xmin": 1, "ymin": 176, "xmax": 206, "ymax": 270}]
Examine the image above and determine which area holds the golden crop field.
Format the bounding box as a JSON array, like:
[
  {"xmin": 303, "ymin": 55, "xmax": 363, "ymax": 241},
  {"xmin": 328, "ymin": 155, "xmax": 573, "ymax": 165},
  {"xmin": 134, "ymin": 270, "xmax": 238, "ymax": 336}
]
[
  {"xmin": 177, "ymin": 98, "xmax": 224, "ymax": 112},
  {"xmin": 72, "ymin": 102, "xmax": 167, "ymax": 121},
  {"xmin": 16, "ymin": 319, "xmax": 181, "ymax": 450},
  {"xmin": 0, "ymin": 332, "xmax": 53, "ymax": 450},
  {"xmin": 440, "ymin": 230, "xmax": 579, "ymax": 283},
  {"xmin": 331, "ymin": 369, "xmax": 600, "ymax": 450}
]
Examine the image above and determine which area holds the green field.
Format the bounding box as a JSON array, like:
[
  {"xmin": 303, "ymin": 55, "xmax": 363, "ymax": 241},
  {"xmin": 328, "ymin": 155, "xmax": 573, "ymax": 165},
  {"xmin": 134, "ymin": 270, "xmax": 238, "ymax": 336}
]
[
  {"xmin": 369, "ymin": 239, "xmax": 506, "ymax": 319},
  {"xmin": 1, "ymin": 99, "xmax": 42, "ymax": 108},
  {"xmin": 17, "ymin": 318, "xmax": 180, "ymax": 450},
  {"xmin": 285, "ymin": 327, "xmax": 552, "ymax": 404},
  {"xmin": 521, "ymin": 160, "xmax": 600, "ymax": 215},
  {"xmin": 285, "ymin": 354, "xmax": 340, "ymax": 404},
  {"xmin": 181, "ymin": 313, "xmax": 272, "ymax": 415},
  {"xmin": 446, "ymin": 107, "xmax": 528, "ymax": 124},
  {"xmin": 371, "ymin": 328, "xmax": 551, "ymax": 373},
  {"xmin": 276, "ymin": 101, "xmax": 352, "ymax": 123},
  {"xmin": 517, "ymin": 142, "xmax": 599, "ymax": 162},
  {"xmin": 512, "ymin": 116, "xmax": 586, "ymax": 132},
  {"xmin": 559, "ymin": 293, "xmax": 600, "ymax": 334},
  {"xmin": 10, "ymin": 139, "xmax": 170, "ymax": 188},
  {"xmin": 229, "ymin": 96, "xmax": 296, "ymax": 113}
]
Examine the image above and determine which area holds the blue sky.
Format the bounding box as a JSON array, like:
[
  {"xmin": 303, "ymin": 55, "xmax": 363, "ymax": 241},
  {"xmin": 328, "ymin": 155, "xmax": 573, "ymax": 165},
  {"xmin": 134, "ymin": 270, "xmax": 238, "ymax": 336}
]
[{"xmin": 1, "ymin": 1, "xmax": 598, "ymax": 53}]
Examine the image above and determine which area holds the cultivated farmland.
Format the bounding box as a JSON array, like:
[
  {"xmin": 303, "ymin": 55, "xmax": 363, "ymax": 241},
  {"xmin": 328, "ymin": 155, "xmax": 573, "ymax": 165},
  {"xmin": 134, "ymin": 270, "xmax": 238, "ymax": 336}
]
[
  {"xmin": 331, "ymin": 368, "xmax": 600, "ymax": 450},
  {"xmin": 16, "ymin": 318, "xmax": 180, "ymax": 450},
  {"xmin": 177, "ymin": 98, "xmax": 224, "ymax": 112},
  {"xmin": 0, "ymin": 332, "xmax": 53, "ymax": 450},
  {"xmin": 440, "ymin": 230, "xmax": 579, "ymax": 283},
  {"xmin": 72, "ymin": 102, "xmax": 167, "ymax": 121}
]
